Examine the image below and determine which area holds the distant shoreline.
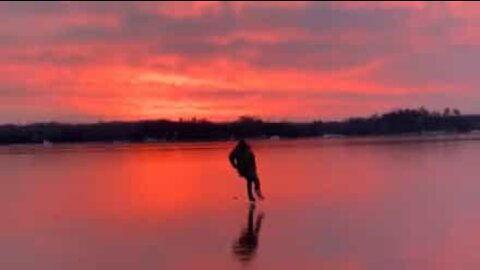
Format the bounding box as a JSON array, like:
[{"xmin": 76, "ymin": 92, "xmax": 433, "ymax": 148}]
[
  {"xmin": 0, "ymin": 108, "xmax": 479, "ymax": 146},
  {"xmin": 1, "ymin": 128, "xmax": 480, "ymax": 149}
]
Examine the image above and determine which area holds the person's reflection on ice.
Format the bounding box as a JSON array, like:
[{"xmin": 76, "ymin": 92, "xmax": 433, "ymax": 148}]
[{"xmin": 232, "ymin": 204, "xmax": 265, "ymax": 265}]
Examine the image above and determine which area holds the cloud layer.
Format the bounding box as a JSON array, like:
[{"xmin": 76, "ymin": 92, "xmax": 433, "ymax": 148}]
[{"xmin": 1, "ymin": 1, "xmax": 479, "ymax": 123}]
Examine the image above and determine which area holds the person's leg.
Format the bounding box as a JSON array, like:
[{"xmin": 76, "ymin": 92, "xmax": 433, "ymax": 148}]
[
  {"xmin": 252, "ymin": 175, "xmax": 264, "ymax": 200},
  {"xmin": 246, "ymin": 180, "xmax": 255, "ymax": 202}
]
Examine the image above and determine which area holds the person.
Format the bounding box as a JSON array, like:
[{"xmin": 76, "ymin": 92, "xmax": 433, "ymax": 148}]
[{"xmin": 229, "ymin": 139, "xmax": 264, "ymax": 202}]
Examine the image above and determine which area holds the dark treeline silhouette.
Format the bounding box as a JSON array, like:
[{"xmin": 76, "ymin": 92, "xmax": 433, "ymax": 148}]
[{"xmin": 0, "ymin": 107, "xmax": 479, "ymax": 145}]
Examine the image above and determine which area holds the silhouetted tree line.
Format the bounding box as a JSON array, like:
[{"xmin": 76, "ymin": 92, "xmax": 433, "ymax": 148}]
[
  {"xmin": 0, "ymin": 108, "xmax": 479, "ymax": 145},
  {"xmin": 327, "ymin": 107, "xmax": 476, "ymax": 136}
]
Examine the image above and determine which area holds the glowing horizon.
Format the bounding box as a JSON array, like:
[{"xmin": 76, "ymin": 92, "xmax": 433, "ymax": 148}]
[{"xmin": 1, "ymin": 1, "xmax": 480, "ymax": 124}]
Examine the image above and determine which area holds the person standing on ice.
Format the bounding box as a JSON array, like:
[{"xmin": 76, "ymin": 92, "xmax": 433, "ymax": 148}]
[{"xmin": 229, "ymin": 139, "xmax": 264, "ymax": 203}]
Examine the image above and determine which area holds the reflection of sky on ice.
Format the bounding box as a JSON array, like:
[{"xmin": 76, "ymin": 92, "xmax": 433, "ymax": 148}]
[{"xmin": 0, "ymin": 138, "xmax": 479, "ymax": 269}]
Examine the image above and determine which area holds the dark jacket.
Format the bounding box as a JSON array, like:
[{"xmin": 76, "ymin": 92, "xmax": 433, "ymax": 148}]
[{"xmin": 229, "ymin": 143, "xmax": 257, "ymax": 179}]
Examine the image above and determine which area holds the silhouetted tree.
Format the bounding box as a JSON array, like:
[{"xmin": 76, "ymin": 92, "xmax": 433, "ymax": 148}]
[{"xmin": 443, "ymin": 107, "xmax": 451, "ymax": 117}]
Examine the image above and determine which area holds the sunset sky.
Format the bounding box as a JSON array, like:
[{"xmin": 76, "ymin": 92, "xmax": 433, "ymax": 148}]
[{"xmin": 1, "ymin": 1, "xmax": 480, "ymax": 123}]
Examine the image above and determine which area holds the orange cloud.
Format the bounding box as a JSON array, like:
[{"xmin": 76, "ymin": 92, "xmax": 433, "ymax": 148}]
[{"xmin": 0, "ymin": 1, "xmax": 479, "ymax": 123}]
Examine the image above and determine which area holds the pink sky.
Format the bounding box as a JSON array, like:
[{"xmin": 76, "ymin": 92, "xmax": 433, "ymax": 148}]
[{"xmin": 1, "ymin": 1, "xmax": 479, "ymax": 123}]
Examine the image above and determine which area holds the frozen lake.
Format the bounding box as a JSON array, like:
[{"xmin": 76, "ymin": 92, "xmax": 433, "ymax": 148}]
[{"xmin": 1, "ymin": 137, "xmax": 480, "ymax": 270}]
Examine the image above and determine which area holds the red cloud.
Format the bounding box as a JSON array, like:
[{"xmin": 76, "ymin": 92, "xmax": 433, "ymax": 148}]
[{"xmin": 0, "ymin": 1, "xmax": 479, "ymax": 123}]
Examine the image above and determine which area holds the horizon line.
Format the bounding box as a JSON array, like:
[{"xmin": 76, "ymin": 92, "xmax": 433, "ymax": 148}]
[{"xmin": 2, "ymin": 109, "xmax": 479, "ymax": 127}]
